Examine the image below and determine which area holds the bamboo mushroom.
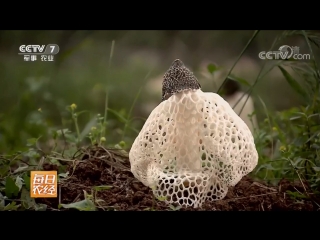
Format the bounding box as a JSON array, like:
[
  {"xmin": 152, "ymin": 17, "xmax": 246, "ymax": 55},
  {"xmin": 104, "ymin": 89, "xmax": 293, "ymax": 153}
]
[{"xmin": 129, "ymin": 59, "xmax": 258, "ymax": 208}]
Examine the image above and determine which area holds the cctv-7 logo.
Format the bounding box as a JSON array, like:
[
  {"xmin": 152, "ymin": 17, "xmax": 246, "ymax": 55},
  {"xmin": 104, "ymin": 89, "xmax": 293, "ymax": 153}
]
[{"xmin": 50, "ymin": 46, "xmax": 55, "ymax": 53}]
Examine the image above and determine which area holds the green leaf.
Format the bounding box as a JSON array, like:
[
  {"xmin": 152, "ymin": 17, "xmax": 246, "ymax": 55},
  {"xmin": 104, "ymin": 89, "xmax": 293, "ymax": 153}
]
[
  {"xmin": 107, "ymin": 108, "xmax": 128, "ymax": 123},
  {"xmin": 58, "ymin": 165, "xmax": 68, "ymax": 174},
  {"xmin": 289, "ymin": 116, "xmax": 302, "ymax": 121},
  {"xmin": 228, "ymin": 75, "xmax": 251, "ymax": 87},
  {"xmin": 13, "ymin": 165, "xmax": 33, "ymax": 174},
  {"xmin": 60, "ymin": 147, "xmax": 78, "ymax": 158},
  {"xmin": 58, "ymin": 172, "xmax": 69, "ymax": 179},
  {"xmin": 15, "ymin": 176, "xmax": 23, "ymax": 191},
  {"xmin": 3, "ymin": 201, "xmax": 20, "ymax": 211},
  {"xmin": 169, "ymin": 205, "xmax": 182, "ymax": 211},
  {"xmin": 311, "ymin": 144, "xmax": 320, "ymax": 149},
  {"xmin": 52, "ymin": 130, "xmax": 57, "ymax": 140},
  {"xmin": 207, "ymin": 64, "xmax": 218, "ymax": 74},
  {"xmin": 313, "ymin": 167, "xmax": 320, "ymax": 172},
  {"xmin": 92, "ymin": 185, "xmax": 113, "ymax": 191},
  {"xmin": 5, "ymin": 177, "xmax": 20, "ymax": 198},
  {"xmin": 308, "ymin": 113, "xmax": 320, "ymax": 119},
  {"xmin": 59, "ymin": 199, "xmax": 96, "ymax": 211},
  {"xmin": 0, "ymin": 165, "xmax": 10, "ymax": 178},
  {"xmin": 286, "ymin": 190, "xmax": 308, "ymax": 199},
  {"xmin": 278, "ymin": 66, "xmax": 308, "ymax": 100},
  {"xmin": 20, "ymin": 187, "xmax": 47, "ymax": 210},
  {"xmin": 24, "ymin": 149, "xmax": 40, "ymax": 164},
  {"xmin": 23, "ymin": 174, "xmax": 31, "ymax": 190},
  {"xmin": 295, "ymin": 112, "xmax": 307, "ymax": 117},
  {"xmin": 0, "ymin": 192, "xmax": 5, "ymax": 208},
  {"xmin": 114, "ymin": 144, "xmax": 122, "ymax": 149},
  {"xmin": 254, "ymin": 163, "xmax": 276, "ymax": 174},
  {"xmin": 156, "ymin": 196, "xmax": 167, "ymax": 201},
  {"xmin": 80, "ymin": 117, "xmax": 97, "ymax": 140},
  {"xmin": 21, "ymin": 187, "xmax": 36, "ymax": 209},
  {"xmin": 306, "ymin": 131, "xmax": 319, "ymax": 143},
  {"xmin": 26, "ymin": 138, "xmax": 38, "ymax": 147},
  {"xmin": 56, "ymin": 129, "xmax": 71, "ymax": 137},
  {"xmin": 34, "ymin": 203, "xmax": 47, "ymax": 211}
]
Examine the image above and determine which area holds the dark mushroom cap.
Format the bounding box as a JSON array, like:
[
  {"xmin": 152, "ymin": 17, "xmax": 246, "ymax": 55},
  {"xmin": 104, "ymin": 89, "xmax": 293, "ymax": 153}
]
[{"xmin": 162, "ymin": 59, "xmax": 201, "ymax": 101}]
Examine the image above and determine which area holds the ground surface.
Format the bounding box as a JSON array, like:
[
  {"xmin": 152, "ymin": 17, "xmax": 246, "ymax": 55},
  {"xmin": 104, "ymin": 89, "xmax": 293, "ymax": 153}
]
[{"xmin": 37, "ymin": 146, "xmax": 317, "ymax": 211}]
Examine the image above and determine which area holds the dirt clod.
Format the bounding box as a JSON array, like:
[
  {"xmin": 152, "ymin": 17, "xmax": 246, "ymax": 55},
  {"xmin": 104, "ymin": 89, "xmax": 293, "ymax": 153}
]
[{"xmin": 36, "ymin": 146, "xmax": 318, "ymax": 211}]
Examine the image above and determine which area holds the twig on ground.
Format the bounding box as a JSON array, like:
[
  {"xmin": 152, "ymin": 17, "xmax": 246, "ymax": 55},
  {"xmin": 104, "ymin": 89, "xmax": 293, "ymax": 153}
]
[
  {"xmin": 248, "ymin": 182, "xmax": 278, "ymax": 192},
  {"xmin": 225, "ymin": 192, "xmax": 278, "ymax": 202},
  {"xmin": 73, "ymin": 193, "xmax": 81, "ymax": 203}
]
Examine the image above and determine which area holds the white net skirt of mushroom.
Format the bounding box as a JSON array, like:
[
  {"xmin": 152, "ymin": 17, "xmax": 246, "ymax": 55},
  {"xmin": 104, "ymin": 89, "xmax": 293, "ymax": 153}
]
[{"xmin": 148, "ymin": 167, "xmax": 229, "ymax": 208}]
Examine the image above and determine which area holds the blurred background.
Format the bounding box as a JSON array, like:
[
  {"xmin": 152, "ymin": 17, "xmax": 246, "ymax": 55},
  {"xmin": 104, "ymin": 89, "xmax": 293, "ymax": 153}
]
[{"xmin": 0, "ymin": 30, "xmax": 314, "ymax": 152}]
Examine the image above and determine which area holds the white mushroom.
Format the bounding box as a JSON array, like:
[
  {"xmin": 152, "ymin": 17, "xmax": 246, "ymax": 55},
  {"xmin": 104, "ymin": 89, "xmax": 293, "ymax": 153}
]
[{"xmin": 129, "ymin": 59, "xmax": 258, "ymax": 208}]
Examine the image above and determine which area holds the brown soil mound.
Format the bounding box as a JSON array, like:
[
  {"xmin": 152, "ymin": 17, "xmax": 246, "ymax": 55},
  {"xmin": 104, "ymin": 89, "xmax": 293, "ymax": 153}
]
[{"xmin": 37, "ymin": 146, "xmax": 317, "ymax": 211}]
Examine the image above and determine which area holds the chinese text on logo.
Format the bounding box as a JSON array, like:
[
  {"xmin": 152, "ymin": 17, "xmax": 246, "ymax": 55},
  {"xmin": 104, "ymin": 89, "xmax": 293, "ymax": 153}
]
[
  {"xmin": 19, "ymin": 44, "xmax": 60, "ymax": 62},
  {"xmin": 30, "ymin": 171, "xmax": 57, "ymax": 198}
]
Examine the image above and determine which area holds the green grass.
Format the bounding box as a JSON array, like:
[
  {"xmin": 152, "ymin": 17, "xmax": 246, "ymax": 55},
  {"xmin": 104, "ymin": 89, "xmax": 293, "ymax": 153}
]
[{"xmin": 1, "ymin": 30, "xmax": 320, "ymax": 211}]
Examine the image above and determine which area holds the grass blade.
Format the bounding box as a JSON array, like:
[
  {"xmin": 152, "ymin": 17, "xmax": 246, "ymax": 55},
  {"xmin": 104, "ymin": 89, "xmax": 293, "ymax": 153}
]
[
  {"xmin": 278, "ymin": 65, "xmax": 308, "ymax": 101},
  {"xmin": 231, "ymin": 32, "xmax": 284, "ymax": 116},
  {"xmin": 228, "ymin": 74, "xmax": 251, "ymax": 87},
  {"xmin": 257, "ymin": 95, "xmax": 274, "ymax": 160},
  {"xmin": 108, "ymin": 40, "xmax": 115, "ymax": 69},
  {"xmin": 217, "ymin": 30, "xmax": 260, "ymax": 94},
  {"xmin": 301, "ymin": 30, "xmax": 320, "ymax": 91},
  {"xmin": 122, "ymin": 87, "xmax": 142, "ymax": 140},
  {"xmin": 107, "ymin": 108, "xmax": 128, "ymax": 123},
  {"xmin": 102, "ymin": 40, "xmax": 115, "ymax": 138}
]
